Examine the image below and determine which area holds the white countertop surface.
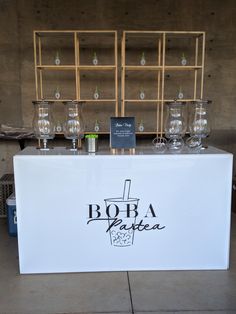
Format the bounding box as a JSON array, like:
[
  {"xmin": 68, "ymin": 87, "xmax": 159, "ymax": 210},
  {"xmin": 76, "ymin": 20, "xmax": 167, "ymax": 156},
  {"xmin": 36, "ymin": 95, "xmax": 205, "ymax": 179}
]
[{"xmin": 15, "ymin": 146, "xmax": 231, "ymax": 157}]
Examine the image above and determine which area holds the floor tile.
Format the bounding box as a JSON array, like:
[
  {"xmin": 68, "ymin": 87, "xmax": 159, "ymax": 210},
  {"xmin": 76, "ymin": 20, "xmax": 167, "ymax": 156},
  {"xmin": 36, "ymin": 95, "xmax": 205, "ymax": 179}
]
[
  {"xmin": 0, "ymin": 271, "xmax": 131, "ymax": 314},
  {"xmin": 65, "ymin": 312, "xmax": 131, "ymax": 314},
  {"xmin": 135, "ymin": 311, "xmax": 236, "ymax": 314},
  {"xmin": 1, "ymin": 214, "xmax": 236, "ymax": 314},
  {"xmin": 0, "ymin": 220, "xmax": 131, "ymax": 314},
  {"xmin": 130, "ymin": 269, "xmax": 236, "ymax": 312},
  {"xmin": 129, "ymin": 214, "xmax": 236, "ymax": 313}
]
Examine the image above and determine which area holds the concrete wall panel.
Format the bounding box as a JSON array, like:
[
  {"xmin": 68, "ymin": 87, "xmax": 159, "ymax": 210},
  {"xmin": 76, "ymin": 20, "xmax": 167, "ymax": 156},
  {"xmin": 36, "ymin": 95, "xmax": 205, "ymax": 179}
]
[{"xmin": 0, "ymin": 0, "xmax": 235, "ymax": 175}]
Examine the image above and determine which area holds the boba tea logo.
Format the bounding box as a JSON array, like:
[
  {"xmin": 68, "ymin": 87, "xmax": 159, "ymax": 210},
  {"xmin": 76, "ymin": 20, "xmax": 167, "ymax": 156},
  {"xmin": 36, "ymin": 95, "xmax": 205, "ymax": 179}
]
[{"xmin": 87, "ymin": 179, "xmax": 165, "ymax": 247}]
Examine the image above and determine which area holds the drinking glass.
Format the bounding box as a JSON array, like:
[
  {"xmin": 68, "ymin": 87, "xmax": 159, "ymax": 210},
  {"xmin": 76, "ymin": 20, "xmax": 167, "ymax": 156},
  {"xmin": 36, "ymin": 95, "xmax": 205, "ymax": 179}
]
[
  {"xmin": 187, "ymin": 100, "xmax": 211, "ymax": 149},
  {"xmin": 32, "ymin": 101, "xmax": 55, "ymax": 150},
  {"xmin": 164, "ymin": 101, "xmax": 187, "ymax": 151},
  {"xmin": 63, "ymin": 101, "xmax": 85, "ymax": 150}
]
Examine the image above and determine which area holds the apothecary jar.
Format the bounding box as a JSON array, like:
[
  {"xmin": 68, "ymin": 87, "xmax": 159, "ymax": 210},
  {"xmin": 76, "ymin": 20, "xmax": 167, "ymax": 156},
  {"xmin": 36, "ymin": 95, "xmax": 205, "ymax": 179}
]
[
  {"xmin": 32, "ymin": 100, "xmax": 55, "ymax": 150},
  {"xmin": 164, "ymin": 101, "xmax": 187, "ymax": 150},
  {"xmin": 187, "ymin": 99, "xmax": 211, "ymax": 149},
  {"xmin": 63, "ymin": 101, "xmax": 85, "ymax": 150}
]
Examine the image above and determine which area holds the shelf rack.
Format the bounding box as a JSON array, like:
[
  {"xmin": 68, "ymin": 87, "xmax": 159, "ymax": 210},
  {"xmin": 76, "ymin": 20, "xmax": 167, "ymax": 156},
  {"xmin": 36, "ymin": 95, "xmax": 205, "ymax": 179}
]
[
  {"xmin": 121, "ymin": 31, "xmax": 205, "ymax": 135},
  {"xmin": 33, "ymin": 30, "xmax": 118, "ymax": 134},
  {"xmin": 33, "ymin": 30, "xmax": 205, "ymax": 136}
]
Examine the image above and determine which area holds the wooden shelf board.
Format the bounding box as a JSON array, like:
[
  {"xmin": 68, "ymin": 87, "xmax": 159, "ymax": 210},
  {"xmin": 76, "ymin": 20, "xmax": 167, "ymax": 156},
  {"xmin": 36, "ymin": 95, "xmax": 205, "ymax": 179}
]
[
  {"xmin": 35, "ymin": 30, "xmax": 117, "ymax": 35},
  {"xmin": 124, "ymin": 30, "xmax": 204, "ymax": 35},
  {"xmin": 124, "ymin": 66, "xmax": 162, "ymax": 71},
  {"xmin": 78, "ymin": 65, "xmax": 116, "ymax": 71},
  {"xmin": 125, "ymin": 99, "xmax": 201, "ymax": 102},
  {"xmin": 38, "ymin": 99, "xmax": 117, "ymax": 102},
  {"xmin": 55, "ymin": 132, "xmax": 110, "ymax": 135},
  {"xmin": 37, "ymin": 65, "xmax": 75, "ymax": 70},
  {"xmin": 81, "ymin": 99, "xmax": 116, "ymax": 102},
  {"xmin": 77, "ymin": 30, "xmax": 117, "ymax": 34},
  {"xmin": 125, "ymin": 99, "xmax": 162, "ymax": 102},
  {"xmin": 39, "ymin": 99, "xmax": 75, "ymax": 102},
  {"xmin": 54, "ymin": 131, "xmax": 160, "ymax": 136},
  {"xmin": 135, "ymin": 132, "xmax": 159, "ymax": 134},
  {"xmin": 85, "ymin": 131, "xmax": 109, "ymax": 134},
  {"xmin": 124, "ymin": 65, "xmax": 202, "ymax": 71},
  {"xmin": 165, "ymin": 66, "xmax": 202, "ymax": 70},
  {"xmin": 164, "ymin": 99, "xmax": 201, "ymax": 102}
]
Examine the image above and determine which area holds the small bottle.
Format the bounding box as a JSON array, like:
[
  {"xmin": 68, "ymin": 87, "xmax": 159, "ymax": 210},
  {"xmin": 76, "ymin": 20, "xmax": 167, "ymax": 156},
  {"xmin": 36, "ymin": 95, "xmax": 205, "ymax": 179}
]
[
  {"xmin": 92, "ymin": 52, "xmax": 98, "ymax": 65},
  {"xmin": 139, "ymin": 88, "xmax": 145, "ymax": 100},
  {"xmin": 140, "ymin": 52, "xmax": 146, "ymax": 66},
  {"xmin": 138, "ymin": 120, "xmax": 145, "ymax": 132},
  {"xmin": 94, "ymin": 120, "xmax": 100, "ymax": 132},
  {"xmin": 178, "ymin": 86, "xmax": 184, "ymax": 99},
  {"xmin": 54, "ymin": 87, "xmax": 61, "ymax": 100},
  {"xmin": 93, "ymin": 86, "xmax": 100, "ymax": 100},
  {"xmin": 55, "ymin": 121, "xmax": 62, "ymax": 133},
  {"xmin": 54, "ymin": 51, "xmax": 61, "ymax": 65},
  {"xmin": 181, "ymin": 53, "xmax": 187, "ymax": 66}
]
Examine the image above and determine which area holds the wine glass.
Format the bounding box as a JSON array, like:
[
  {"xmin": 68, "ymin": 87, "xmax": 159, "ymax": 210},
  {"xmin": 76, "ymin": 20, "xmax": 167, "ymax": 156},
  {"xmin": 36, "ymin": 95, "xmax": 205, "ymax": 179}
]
[
  {"xmin": 164, "ymin": 101, "xmax": 187, "ymax": 151},
  {"xmin": 187, "ymin": 100, "xmax": 211, "ymax": 150},
  {"xmin": 63, "ymin": 101, "xmax": 85, "ymax": 150},
  {"xmin": 32, "ymin": 101, "xmax": 55, "ymax": 150}
]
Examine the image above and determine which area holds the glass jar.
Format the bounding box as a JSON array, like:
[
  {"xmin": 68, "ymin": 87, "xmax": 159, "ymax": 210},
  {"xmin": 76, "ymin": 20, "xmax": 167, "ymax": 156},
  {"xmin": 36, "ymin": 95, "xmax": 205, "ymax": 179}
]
[
  {"xmin": 187, "ymin": 99, "xmax": 211, "ymax": 149},
  {"xmin": 32, "ymin": 101, "xmax": 55, "ymax": 150},
  {"xmin": 63, "ymin": 101, "xmax": 85, "ymax": 150},
  {"xmin": 164, "ymin": 101, "xmax": 187, "ymax": 151}
]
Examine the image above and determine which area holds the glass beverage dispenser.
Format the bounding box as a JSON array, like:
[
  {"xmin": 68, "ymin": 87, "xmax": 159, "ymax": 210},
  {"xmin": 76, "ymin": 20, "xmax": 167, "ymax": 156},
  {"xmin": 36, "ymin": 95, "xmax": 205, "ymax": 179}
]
[
  {"xmin": 63, "ymin": 101, "xmax": 85, "ymax": 150},
  {"xmin": 164, "ymin": 101, "xmax": 187, "ymax": 151},
  {"xmin": 32, "ymin": 100, "xmax": 55, "ymax": 150},
  {"xmin": 187, "ymin": 100, "xmax": 211, "ymax": 149}
]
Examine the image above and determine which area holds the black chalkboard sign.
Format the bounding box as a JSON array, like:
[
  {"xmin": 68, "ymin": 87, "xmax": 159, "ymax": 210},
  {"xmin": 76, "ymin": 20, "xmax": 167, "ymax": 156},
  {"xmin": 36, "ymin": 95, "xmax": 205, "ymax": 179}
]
[{"xmin": 110, "ymin": 117, "xmax": 136, "ymax": 149}]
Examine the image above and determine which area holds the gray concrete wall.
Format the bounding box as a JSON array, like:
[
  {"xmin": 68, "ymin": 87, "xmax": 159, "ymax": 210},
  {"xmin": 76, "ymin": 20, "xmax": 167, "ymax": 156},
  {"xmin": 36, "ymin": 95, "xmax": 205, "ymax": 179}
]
[
  {"xmin": 14, "ymin": 0, "xmax": 236, "ymax": 129},
  {"xmin": 0, "ymin": 0, "xmax": 22, "ymax": 126},
  {"xmin": 0, "ymin": 0, "xmax": 235, "ymax": 176}
]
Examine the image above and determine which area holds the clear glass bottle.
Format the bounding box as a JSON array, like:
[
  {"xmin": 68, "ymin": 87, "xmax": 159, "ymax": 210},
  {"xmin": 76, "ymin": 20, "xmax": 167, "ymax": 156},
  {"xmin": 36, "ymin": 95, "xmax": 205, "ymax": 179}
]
[
  {"xmin": 138, "ymin": 120, "xmax": 145, "ymax": 132},
  {"xmin": 94, "ymin": 120, "xmax": 100, "ymax": 132},
  {"xmin": 177, "ymin": 86, "xmax": 184, "ymax": 99},
  {"xmin": 92, "ymin": 52, "xmax": 98, "ymax": 65},
  {"xmin": 187, "ymin": 99, "xmax": 211, "ymax": 149},
  {"xmin": 63, "ymin": 101, "xmax": 85, "ymax": 150},
  {"xmin": 54, "ymin": 51, "xmax": 61, "ymax": 65},
  {"xmin": 93, "ymin": 86, "xmax": 100, "ymax": 100},
  {"xmin": 164, "ymin": 101, "xmax": 187, "ymax": 151},
  {"xmin": 32, "ymin": 101, "xmax": 55, "ymax": 150},
  {"xmin": 181, "ymin": 53, "xmax": 187, "ymax": 66},
  {"xmin": 54, "ymin": 86, "xmax": 61, "ymax": 100},
  {"xmin": 55, "ymin": 120, "xmax": 63, "ymax": 133},
  {"xmin": 139, "ymin": 88, "xmax": 145, "ymax": 100},
  {"xmin": 140, "ymin": 52, "xmax": 146, "ymax": 66}
]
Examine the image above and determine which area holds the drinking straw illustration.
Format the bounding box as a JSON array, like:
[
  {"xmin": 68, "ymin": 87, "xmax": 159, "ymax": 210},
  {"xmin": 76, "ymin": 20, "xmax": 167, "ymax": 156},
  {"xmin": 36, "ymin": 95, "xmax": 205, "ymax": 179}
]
[
  {"xmin": 104, "ymin": 179, "xmax": 139, "ymax": 247},
  {"xmin": 123, "ymin": 179, "xmax": 131, "ymax": 201}
]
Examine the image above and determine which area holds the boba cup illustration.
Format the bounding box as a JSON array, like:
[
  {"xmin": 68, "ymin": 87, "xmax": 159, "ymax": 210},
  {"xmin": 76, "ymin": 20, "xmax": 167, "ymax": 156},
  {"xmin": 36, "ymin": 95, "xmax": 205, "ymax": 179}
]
[{"xmin": 104, "ymin": 179, "xmax": 139, "ymax": 247}]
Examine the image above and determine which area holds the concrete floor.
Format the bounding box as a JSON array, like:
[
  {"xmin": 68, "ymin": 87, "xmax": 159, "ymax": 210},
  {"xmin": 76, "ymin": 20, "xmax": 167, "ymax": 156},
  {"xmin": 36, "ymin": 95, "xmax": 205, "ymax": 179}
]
[{"xmin": 0, "ymin": 215, "xmax": 236, "ymax": 314}]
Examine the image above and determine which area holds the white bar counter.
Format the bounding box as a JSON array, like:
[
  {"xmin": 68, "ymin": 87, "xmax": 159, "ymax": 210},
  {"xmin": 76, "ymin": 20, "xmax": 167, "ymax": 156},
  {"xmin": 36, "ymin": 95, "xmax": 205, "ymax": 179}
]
[{"xmin": 14, "ymin": 146, "xmax": 233, "ymax": 274}]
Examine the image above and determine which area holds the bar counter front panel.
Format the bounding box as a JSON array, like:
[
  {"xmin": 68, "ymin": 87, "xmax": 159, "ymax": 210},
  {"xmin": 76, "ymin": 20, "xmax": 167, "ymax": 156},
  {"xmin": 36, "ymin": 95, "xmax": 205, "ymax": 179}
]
[{"xmin": 14, "ymin": 147, "xmax": 233, "ymax": 274}]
